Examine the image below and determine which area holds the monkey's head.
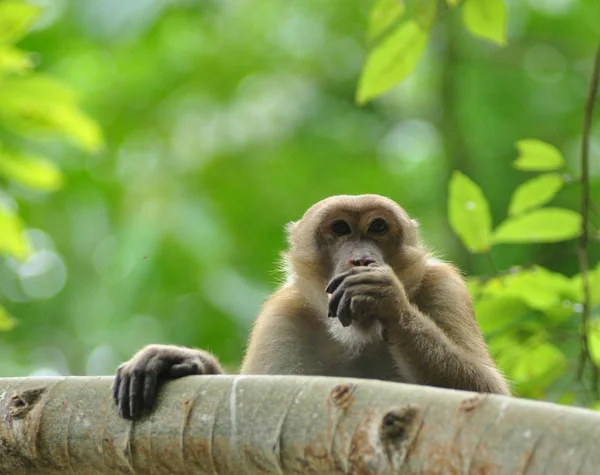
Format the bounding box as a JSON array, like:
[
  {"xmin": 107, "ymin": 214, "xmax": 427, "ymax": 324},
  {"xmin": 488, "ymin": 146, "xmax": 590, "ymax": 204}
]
[{"xmin": 284, "ymin": 194, "xmax": 427, "ymax": 293}]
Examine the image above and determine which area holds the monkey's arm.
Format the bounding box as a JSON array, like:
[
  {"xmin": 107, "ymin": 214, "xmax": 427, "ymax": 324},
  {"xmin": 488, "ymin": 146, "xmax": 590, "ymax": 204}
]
[
  {"xmin": 113, "ymin": 344, "xmax": 224, "ymax": 419},
  {"xmin": 113, "ymin": 288, "xmax": 320, "ymax": 419},
  {"xmin": 240, "ymin": 287, "xmax": 324, "ymax": 375},
  {"xmin": 389, "ymin": 264, "xmax": 509, "ymax": 394},
  {"xmin": 396, "ymin": 264, "xmax": 510, "ymax": 395},
  {"xmin": 327, "ymin": 264, "xmax": 510, "ymax": 395}
]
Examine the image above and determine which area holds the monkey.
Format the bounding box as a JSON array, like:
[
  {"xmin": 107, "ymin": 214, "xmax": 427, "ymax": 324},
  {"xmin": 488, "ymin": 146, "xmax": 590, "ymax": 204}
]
[{"xmin": 113, "ymin": 194, "xmax": 510, "ymax": 420}]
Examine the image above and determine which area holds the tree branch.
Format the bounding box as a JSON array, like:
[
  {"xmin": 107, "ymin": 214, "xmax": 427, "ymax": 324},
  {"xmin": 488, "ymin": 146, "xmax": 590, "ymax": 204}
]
[
  {"xmin": 1, "ymin": 376, "xmax": 600, "ymax": 474},
  {"xmin": 577, "ymin": 40, "xmax": 600, "ymax": 386}
]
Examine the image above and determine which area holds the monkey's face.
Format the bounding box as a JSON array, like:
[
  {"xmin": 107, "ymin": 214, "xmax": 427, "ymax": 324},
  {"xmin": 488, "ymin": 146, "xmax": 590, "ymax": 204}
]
[
  {"xmin": 320, "ymin": 211, "xmax": 402, "ymax": 277},
  {"xmin": 287, "ymin": 195, "xmax": 423, "ymax": 283}
]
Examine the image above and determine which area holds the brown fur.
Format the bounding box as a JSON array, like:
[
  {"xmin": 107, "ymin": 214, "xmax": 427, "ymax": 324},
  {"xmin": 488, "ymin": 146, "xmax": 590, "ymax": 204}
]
[
  {"xmin": 243, "ymin": 194, "xmax": 509, "ymax": 393},
  {"xmin": 114, "ymin": 194, "xmax": 509, "ymax": 420}
]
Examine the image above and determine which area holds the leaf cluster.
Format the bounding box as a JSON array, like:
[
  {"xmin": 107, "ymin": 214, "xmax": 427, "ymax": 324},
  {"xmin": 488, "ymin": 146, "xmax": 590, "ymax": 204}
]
[
  {"xmin": 448, "ymin": 141, "xmax": 598, "ymax": 400},
  {"xmin": 0, "ymin": 1, "xmax": 103, "ymax": 330},
  {"xmin": 358, "ymin": 0, "xmax": 507, "ymax": 104}
]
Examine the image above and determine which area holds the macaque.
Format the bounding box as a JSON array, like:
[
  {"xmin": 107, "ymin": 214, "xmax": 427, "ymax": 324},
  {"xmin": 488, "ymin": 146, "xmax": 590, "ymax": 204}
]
[{"xmin": 114, "ymin": 194, "xmax": 509, "ymax": 419}]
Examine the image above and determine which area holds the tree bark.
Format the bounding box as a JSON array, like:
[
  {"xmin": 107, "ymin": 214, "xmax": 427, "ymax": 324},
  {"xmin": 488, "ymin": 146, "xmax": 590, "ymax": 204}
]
[{"xmin": 0, "ymin": 375, "xmax": 598, "ymax": 474}]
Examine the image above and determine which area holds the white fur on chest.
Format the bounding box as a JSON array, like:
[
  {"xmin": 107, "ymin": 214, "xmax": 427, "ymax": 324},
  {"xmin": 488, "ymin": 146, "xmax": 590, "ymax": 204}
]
[{"xmin": 326, "ymin": 318, "xmax": 384, "ymax": 356}]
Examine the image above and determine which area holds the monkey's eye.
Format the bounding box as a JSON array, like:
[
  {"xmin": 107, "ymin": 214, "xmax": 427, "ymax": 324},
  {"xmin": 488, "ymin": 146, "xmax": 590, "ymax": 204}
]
[
  {"xmin": 368, "ymin": 218, "xmax": 389, "ymax": 234},
  {"xmin": 331, "ymin": 220, "xmax": 351, "ymax": 235}
]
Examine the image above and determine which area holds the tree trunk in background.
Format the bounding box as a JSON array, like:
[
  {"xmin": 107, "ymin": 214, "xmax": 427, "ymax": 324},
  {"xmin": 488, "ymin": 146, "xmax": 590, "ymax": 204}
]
[
  {"xmin": 438, "ymin": 18, "xmax": 473, "ymax": 271},
  {"xmin": 0, "ymin": 375, "xmax": 598, "ymax": 474}
]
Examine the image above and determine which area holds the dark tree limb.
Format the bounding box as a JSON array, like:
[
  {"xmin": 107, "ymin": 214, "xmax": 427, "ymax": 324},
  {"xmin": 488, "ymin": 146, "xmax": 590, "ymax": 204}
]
[{"xmin": 577, "ymin": 40, "xmax": 600, "ymax": 388}]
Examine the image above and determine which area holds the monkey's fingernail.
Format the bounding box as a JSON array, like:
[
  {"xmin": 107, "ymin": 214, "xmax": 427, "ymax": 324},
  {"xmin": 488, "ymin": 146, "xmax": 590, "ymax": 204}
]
[{"xmin": 327, "ymin": 293, "xmax": 332, "ymax": 300}]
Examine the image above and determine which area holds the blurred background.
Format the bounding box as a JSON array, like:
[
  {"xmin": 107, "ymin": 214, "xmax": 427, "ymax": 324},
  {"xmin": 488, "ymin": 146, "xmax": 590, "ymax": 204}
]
[{"xmin": 1, "ymin": 0, "xmax": 599, "ymax": 404}]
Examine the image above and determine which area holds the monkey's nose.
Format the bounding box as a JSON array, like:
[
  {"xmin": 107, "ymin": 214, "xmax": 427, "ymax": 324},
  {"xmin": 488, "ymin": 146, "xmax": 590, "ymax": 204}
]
[{"xmin": 350, "ymin": 258, "xmax": 375, "ymax": 267}]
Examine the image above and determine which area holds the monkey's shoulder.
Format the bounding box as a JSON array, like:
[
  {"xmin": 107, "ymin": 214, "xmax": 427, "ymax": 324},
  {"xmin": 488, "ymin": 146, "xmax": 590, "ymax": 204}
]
[
  {"xmin": 412, "ymin": 260, "xmax": 470, "ymax": 307},
  {"xmin": 261, "ymin": 285, "xmax": 323, "ymax": 322}
]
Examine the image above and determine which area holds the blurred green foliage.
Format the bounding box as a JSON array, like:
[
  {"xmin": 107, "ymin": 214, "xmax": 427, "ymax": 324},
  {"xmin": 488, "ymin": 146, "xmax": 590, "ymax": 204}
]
[
  {"xmin": 0, "ymin": 0, "xmax": 103, "ymax": 330},
  {"xmin": 0, "ymin": 0, "xmax": 599, "ymax": 408}
]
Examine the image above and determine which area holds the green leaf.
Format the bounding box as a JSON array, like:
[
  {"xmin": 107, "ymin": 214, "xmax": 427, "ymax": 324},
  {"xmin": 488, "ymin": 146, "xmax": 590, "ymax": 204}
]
[
  {"xmin": 488, "ymin": 333, "xmax": 522, "ymax": 378},
  {"xmin": 508, "ymin": 173, "xmax": 564, "ymax": 216},
  {"xmin": 489, "ymin": 332, "xmax": 565, "ymax": 395},
  {"xmin": 0, "ymin": 74, "xmax": 104, "ymax": 152},
  {"xmin": 514, "ymin": 139, "xmax": 565, "ymax": 171},
  {"xmin": 368, "ymin": 0, "xmax": 405, "ymax": 39},
  {"xmin": 50, "ymin": 105, "xmax": 104, "ymax": 153},
  {"xmin": 570, "ymin": 263, "xmax": 600, "ymax": 306},
  {"xmin": 462, "ymin": 0, "xmax": 507, "ymax": 46},
  {"xmin": 466, "ymin": 278, "xmax": 482, "ymax": 300},
  {"xmin": 0, "ymin": 45, "xmax": 32, "ymax": 74},
  {"xmin": 475, "ymin": 296, "xmax": 529, "ymax": 334},
  {"xmin": 356, "ymin": 20, "xmax": 428, "ymax": 105},
  {"xmin": 557, "ymin": 392, "xmax": 575, "ymax": 406},
  {"xmin": 482, "ymin": 266, "xmax": 575, "ymax": 314},
  {"xmin": 588, "ymin": 323, "xmax": 600, "ymax": 367},
  {"xmin": 0, "ymin": 74, "xmax": 78, "ymax": 104},
  {"xmin": 409, "ymin": 0, "xmax": 437, "ymax": 30},
  {"xmin": 0, "ymin": 305, "xmax": 16, "ymax": 331},
  {"xmin": 492, "ymin": 208, "xmax": 581, "ymax": 244},
  {"xmin": 0, "ymin": 150, "xmax": 63, "ymax": 191},
  {"xmin": 448, "ymin": 170, "xmax": 492, "ymax": 252},
  {"xmin": 0, "ymin": 206, "xmax": 32, "ymax": 260},
  {"xmin": 510, "ymin": 341, "xmax": 566, "ymax": 383},
  {"xmin": 447, "ymin": 0, "xmax": 460, "ymax": 5},
  {"xmin": 0, "ymin": 1, "xmax": 41, "ymax": 44}
]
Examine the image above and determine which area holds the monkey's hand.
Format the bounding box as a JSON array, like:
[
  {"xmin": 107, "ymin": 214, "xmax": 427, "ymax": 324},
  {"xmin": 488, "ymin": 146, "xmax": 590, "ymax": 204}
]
[
  {"xmin": 113, "ymin": 344, "xmax": 224, "ymax": 420},
  {"xmin": 326, "ymin": 265, "xmax": 408, "ymax": 328}
]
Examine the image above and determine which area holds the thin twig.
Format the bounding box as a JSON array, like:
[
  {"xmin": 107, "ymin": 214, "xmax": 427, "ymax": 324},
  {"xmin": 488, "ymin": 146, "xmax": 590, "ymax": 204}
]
[{"xmin": 576, "ymin": 40, "xmax": 600, "ymax": 389}]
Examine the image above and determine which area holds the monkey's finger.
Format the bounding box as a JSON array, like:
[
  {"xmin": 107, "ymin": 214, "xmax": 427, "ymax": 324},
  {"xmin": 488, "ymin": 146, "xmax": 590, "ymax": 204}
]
[
  {"xmin": 325, "ymin": 267, "xmax": 373, "ymax": 294},
  {"xmin": 343, "ymin": 273, "xmax": 389, "ymax": 288},
  {"xmin": 336, "ymin": 290, "xmax": 353, "ymax": 327},
  {"xmin": 338, "ymin": 284, "xmax": 381, "ymax": 327},
  {"xmin": 113, "ymin": 367, "xmax": 123, "ymax": 406},
  {"xmin": 197, "ymin": 352, "xmax": 225, "ymax": 374},
  {"xmin": 327, "ymin": 293, "xmax": 335, "ymax": 317},
  {"xmin": 328, "ymin": 271, "xmax": 379, "ymax": 319},
  {"xmin": 118, "ymin": 373, "xmax": 131, "ymax": 419},
  {"xmin": 325, "ymin": 275, "xmax": 344, "ymax": 295},
  {"xmin": 140, "ymin": 353, "xmax": 172, "ymax": 410},
  {"xmin": 328, "ymin": 284, "xmax": 346, "ymax": 320},
  {"xmin": 143, "ymin": 368, "xmax": 159, "ymax": 410},
  {"xmin": 129, "ymin": 369, "xmax": 145, "ymax": 420},
  {"xmin": 169, "ymin": 361, "xmax": 202, "ymax": 378},
  {"xmin": 325, "ymin": 271, "xmax": 356, "ymax": 294},
  {"xmin": 144, "ymin": 351, "xmax": 171, "ymax": 378},
  {"xmin": 349, "ymin": 287, "xmax": 379, "ymax": 325}
]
